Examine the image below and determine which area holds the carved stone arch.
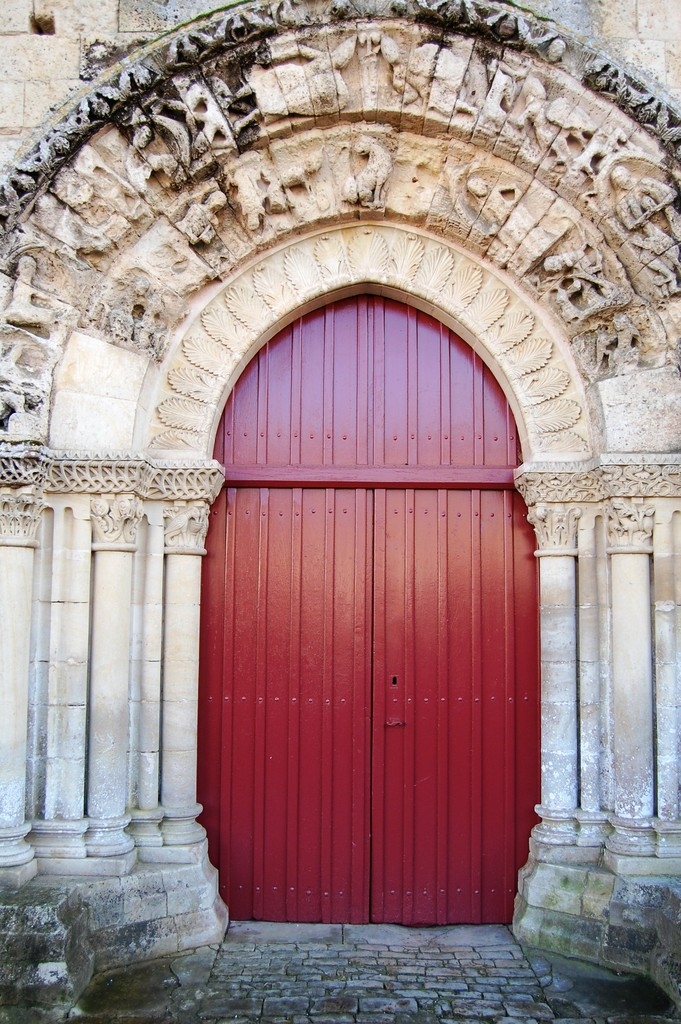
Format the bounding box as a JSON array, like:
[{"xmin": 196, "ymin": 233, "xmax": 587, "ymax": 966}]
[
  {"xmin": 145, "ymin": 222, "xmax": 592, "ymax": 461},
  {"xmin": 0, "ymin": 1, "xmax": 679, "ymax": 453}
]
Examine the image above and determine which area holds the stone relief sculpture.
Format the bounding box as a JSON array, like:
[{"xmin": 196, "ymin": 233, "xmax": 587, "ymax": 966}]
[
  {"xmin": 609, "ymin": 165, "xmax": 681, "ymax": 298},
  {"xmin": 342, "ymin": 135, "xmax": 393, "ymax": 210},
  {"xmin": 251, "ymin": 36, "xmax": 357, "ymax": 120}
]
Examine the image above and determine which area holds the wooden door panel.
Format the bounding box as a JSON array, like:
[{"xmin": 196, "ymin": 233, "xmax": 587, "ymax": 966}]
[{"xmin": 210, "ymin": 486, "xmax": 372, "ymax": 922}]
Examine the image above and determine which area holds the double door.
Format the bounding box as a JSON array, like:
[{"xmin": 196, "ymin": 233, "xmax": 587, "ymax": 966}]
[{"xmin": 197, "ymin": 296, "xmax": 539, "ymax": 924}]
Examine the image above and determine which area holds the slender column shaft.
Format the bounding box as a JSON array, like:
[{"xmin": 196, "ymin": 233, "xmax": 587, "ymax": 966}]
[
  {"xmin": 527, "ymin": 505, "xmax": 580, "ymax": 844},
  {"xmin": 606, "ymin": 500, "xmax": 655, "ymax": 857},
  {"xmin": 0, "ymin": 494, "xmax": 43, "ymax": 883},
  {"xmin": 160, "ymin": 502, "xmax": 210, "ymax": 847},
  {"xmin": 86, "ymin": 496, "xmax": 142, "ymax": 860},
  {"xmin": 653, "ymin": 512, "xmax": 678, "ymax": 825},
  {"xmin": 31, "ymin": 501, "xmax": 91, "ymax": 863},
  {"xmin": 128, "ymin": 510, "xmax": 165, "ymax": 849}
]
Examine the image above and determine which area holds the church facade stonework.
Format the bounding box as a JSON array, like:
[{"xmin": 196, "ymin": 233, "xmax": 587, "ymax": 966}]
[{"xmin": 2, "ymin": 0, "xmax": 681, "ymax": 1008}]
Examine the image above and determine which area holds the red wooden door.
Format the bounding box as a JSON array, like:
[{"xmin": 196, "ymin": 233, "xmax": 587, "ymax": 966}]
[{"xmin": 198, "ymin": 296, "xmax": 539, "ymax": 924}]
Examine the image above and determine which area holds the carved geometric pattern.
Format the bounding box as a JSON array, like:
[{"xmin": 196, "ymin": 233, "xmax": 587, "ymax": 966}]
[{"xmin": 150, "ymin": 224, "xmax": 591, "ymax": 460}]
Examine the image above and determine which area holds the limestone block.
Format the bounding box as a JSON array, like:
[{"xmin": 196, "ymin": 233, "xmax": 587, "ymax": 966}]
[
  {"xmin": 613, "ymin": 38, "xmax": 667, "ymax": 83},
  {"xmin": 162, "ymin": 701, "xmax": 198, "ymax": 753},
  {"xmin": 122, "ymin": 871, "xmax": 168, "ymax": 924},
  {"xmin": 50, "ymin": 331, "xmax": 148, "ymax": 449},
  {"xmin": 119, "ymin": 0, "xmax": 218, "ymax": 32},
  {"xmin": 581, "ymin": 869, "xmax": 616, "ymax": 920},
  {"xmin": 0, "ymin": 82, "xmax": 23, "ymax": 129},
  {"xmin": 638, "ymin": 0, "xmax": 681, "ymax": 39},
  {"xmin": 45, "ymin": 703, "xmax": 86, "ymax": 759},
  {"xmin": 522, "ymin": 861, "xmax": 585, "ymax": 915},
  {"xmin": 0, "ymin": 35, "xmax": 79, "ymax": 81},
  {"xmin": 594, "ymin": 368, "xmax": 681, "ymax": 452},
  {"xmin": 0, "ymin": 0, "xmax": 29, "ymax": 33},
  {"xmin": 598, "ymin": 0, "xmax": 637, "ymax": 37},
  {"xmin": 34, "ymin": 0, "xmax": 118, "ymax": 35},
  {"xmin": 23, "ymin": 80, "xmax": 81, "ymax": 127}
]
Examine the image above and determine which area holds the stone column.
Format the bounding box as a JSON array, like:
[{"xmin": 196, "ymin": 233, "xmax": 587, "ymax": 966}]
[
  {"xmin": 30, "ymin": 499, "xmax": 91, "ymax": 869},
  {"xmin": 605, "ymin": 499, "xmax": 656, "ymax": 865},
  {"xmin": 527, "ymin": 504, "xmax": 581, "ymax": 847},
  {"xmin": 651, "ymin": 505, "xmax": 681, "ymax": 857},
  {"xmin": 160, "ymin": 501, "xmax": 210, "ymax": 851},
  {"xmin": 0, "ymin": 491, "xmax": 43, "ymax": 884},
  {"xmin": 128, "ymin": 507, "xmax": 165, "ymax": 852},
  {"xmin": 85, "ymin": 495, "xmax": 143, "ymax": 867},
  {"xmin": 0, "ymin": 493, "xmax": 43, "ymax": 885}
]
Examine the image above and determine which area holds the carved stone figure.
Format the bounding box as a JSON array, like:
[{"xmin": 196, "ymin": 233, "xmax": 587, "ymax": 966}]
[
  {"xmin": 2, "ymin": 256, "xmax": 56, "ymax": 334},
  {"xmin": 610, "ymin": 166, "xmax": 681, "ymax": 297},
  {"xmin": 176, "ymin": 189, "xmax": 227, "ymax": 246},
  {"xmin": 97, "ymin": 273, "xmax": 167, "ymax": 359},
  {"xmin": 342, "ymin": 136, "xmax": 393, "ymax": 210},
  {"xmin": 539, "ymin": 243, "xmax": 626, "ymax": 322},
  {"xmin": 444, "ymin": 162, "xmax": 523, "ymax": 241},
  {"xmin": 251, "ymin": 37, "xmax": 357, "ymax": 120},
  {"xmin": 228, "ymin": 153, "xmax": 290, "ymax": 232}
]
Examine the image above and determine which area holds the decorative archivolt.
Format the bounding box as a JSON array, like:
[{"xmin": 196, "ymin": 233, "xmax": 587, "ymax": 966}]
[
  {"xmin": 0, "ymin": 6, "xmax": 679, "ymax": 450},
  {"xmin": 150, "ymin": 223, "xmax": 590, "ymax": 459}
]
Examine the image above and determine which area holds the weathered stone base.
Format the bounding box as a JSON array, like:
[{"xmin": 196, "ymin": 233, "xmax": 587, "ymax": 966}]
[
  {"xmin": 0, "ymin": 847, "xmax": 228, "ymax": 1009},
  {"xmin": 514, "ymin": 844, "xmax": 681, "ymax": 1010}
]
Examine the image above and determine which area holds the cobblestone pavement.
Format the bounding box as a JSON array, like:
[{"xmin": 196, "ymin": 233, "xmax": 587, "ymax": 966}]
[{"xmin": 50, "ymin": 922, "xmax": 676, "ymax": 1023}]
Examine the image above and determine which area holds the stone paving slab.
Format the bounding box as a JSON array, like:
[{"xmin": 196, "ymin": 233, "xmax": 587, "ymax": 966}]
[{"xmin": 8, "ymin": 922, "xmax": 675, "ymax": 1023}]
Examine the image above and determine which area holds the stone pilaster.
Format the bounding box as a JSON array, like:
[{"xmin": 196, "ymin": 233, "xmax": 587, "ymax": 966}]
[
  {"xmin": 85, "ymin": 495, "xmax": 143, "ymax": 868},
  {"xmin": 527, "ymin": 504, "xmax": 581, "ymax": 847},
  {"xmin": 159, "ymin": 501, "xmax": 210, "ymax": 852},
  {"xmin": 30, "ymin": 499, "xmax": 91, "ymax": 870},
  {"xmin": 0, "ymin": 493, "xmax": 43, "ymax": 885},
  {"xmin": 604, "ymin": 499, "xmax": 656, "ymax": 865}
]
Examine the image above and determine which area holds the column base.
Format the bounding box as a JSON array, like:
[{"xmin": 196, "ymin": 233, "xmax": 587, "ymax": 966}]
[
  {"xmin": 0, "ymin": 822, "xmax": 37, "ymax": 874},
  {"xmin": 532, "ymin": 806, "xmax": 580, "ymax": 846},
  {"xmin": 161, "ymin": 804, "xmax": 206, "ymax": 846},
  {"xmin": 654, "ymin": 819, "xmax": 681, "ymax": 857},
  {"xmin": 605, "ymin": 815, "xmax": 657, "ymax": 858},
  {"xmin": 85, "ymin": 816, "xmax": 135, "ymax": 859},
  {"xmin": 128, "ymin": 808, "xmax": 164, "ymax": 848},
  {"xmin": 0, "ymin": 858, "xmax": 38, "ymax": 889},
  {"xmin": 29, "ymin": 818, "xmax": 88, "ymax": 861}
]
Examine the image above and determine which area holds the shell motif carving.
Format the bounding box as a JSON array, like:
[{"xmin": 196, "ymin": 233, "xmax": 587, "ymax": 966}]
[{"xmin": 150, "ymin": 225, "xmax": 590, "ymax": 457}]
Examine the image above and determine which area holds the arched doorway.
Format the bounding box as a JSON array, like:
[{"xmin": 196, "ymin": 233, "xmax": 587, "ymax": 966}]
[{"xmin": 198, "ymin": 295, "xmax": 539, "ymax": 925}]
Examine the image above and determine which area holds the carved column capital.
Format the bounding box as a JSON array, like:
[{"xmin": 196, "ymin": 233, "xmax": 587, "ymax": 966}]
[
  {"xmin": 527, "ymin": 504, "xmax": 582, "ymax": 555},
  {"xmin": 606, "ymin": 499, "xmax": 655, "ymax": 554},
  {"xmin": 0, "ymin": 493, "xmax": 45, "ymax": 547},
  {"xmin": 90, "ymin": 495, "xmax": 144, "ymax": 549},
  {"xmin": 163, "ymin": 500, "xmax": 210, "ymax": 555}
]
